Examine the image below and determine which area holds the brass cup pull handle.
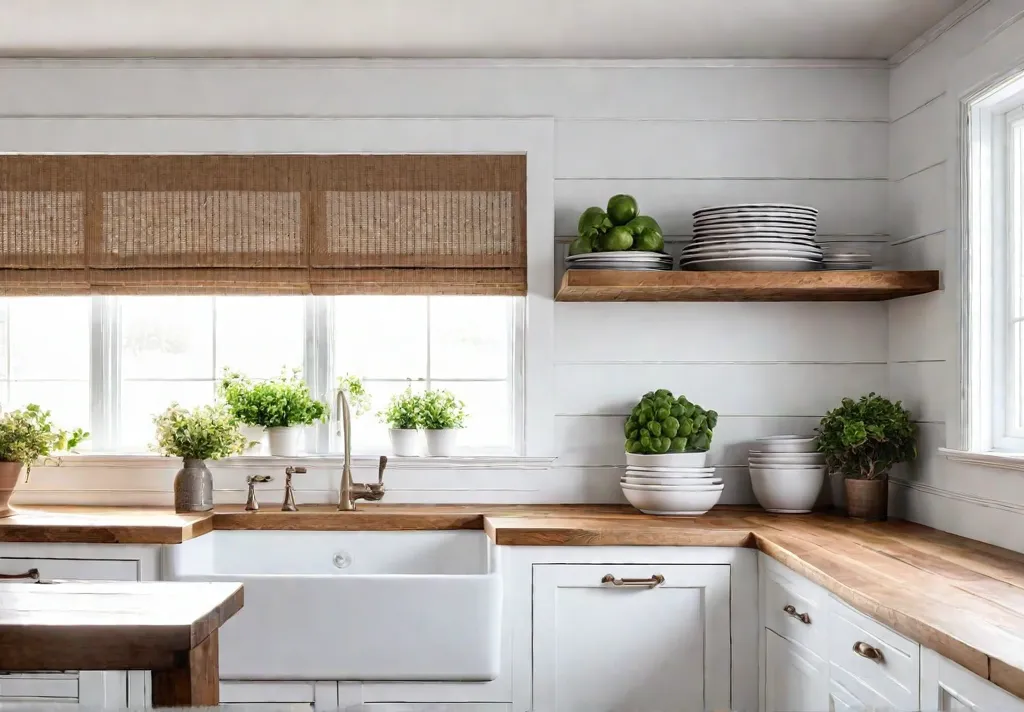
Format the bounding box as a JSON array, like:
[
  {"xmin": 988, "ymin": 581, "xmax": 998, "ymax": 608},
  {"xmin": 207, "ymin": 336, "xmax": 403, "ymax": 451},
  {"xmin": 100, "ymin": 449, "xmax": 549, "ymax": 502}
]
[
  {"xmin": 0, "ymin": 568, "xmax": 40, "ymax": 581},
  {"xmin": 601, "ymin": 574, "xmax": 665, "ymax": 588},
  {"xmin": 853, "ymin": 641, "xmax": 884, "ymax": 662},
  {"xmin": 783, "ymin": 604, "xmax": 811, "ymax": 625}
]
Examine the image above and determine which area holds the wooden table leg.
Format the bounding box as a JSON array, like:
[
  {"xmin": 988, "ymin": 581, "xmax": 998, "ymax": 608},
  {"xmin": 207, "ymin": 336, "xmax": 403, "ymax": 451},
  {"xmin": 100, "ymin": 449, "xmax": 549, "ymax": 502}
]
[{"xmin": 151, "ymin": 630, "xmax": 220, "ymax": 707}]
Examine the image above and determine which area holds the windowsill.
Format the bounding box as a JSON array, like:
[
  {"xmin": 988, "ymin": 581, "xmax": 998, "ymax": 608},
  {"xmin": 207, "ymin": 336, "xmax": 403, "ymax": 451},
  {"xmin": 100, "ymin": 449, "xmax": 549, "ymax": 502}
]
[
  {"xmin": 42, "ymin": 453, "xmax": 556, "ymax": 471},
  {"xmin": 939, "ymin": 448, "xmax": 1024, "ymax": 473}
]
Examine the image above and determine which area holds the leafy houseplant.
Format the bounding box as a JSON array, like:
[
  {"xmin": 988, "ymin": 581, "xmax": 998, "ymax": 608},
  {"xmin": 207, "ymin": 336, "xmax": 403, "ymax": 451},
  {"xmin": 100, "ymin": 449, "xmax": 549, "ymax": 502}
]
[
  {"xmin": 816, "ymin": 393, "xmax": 917, "ymax": 520},
  {"xmin": 419, "ymin": 389, "xmax": 468, "ymax": 457},
  {"xmin": 379, "ymin": 387, "xmax": 423, "ymax": 457},
  {"xmin": 0, "ymin": 405, "xmax": 88, "ymax": 518},
  {"xmin": 338, "ymin": 374, "xmax": 372, "ymax": 417},
  {"xmin": 624, "ymin": 390, "xmax": 718, "ymax": 466},
  {"xmin": 218, "ymin": 368, "xmax": 328, "ymax": 457},
  {"xmin": 154, "ymin": 402, "xmax": 251, "ymax": 513}
]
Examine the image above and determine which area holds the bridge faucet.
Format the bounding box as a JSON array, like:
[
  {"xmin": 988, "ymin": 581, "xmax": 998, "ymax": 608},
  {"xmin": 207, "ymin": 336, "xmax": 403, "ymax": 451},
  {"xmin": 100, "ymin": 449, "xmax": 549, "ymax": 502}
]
[{"xmin": 335, "ymin": 388, "xmax": 386, "ymax": 511}]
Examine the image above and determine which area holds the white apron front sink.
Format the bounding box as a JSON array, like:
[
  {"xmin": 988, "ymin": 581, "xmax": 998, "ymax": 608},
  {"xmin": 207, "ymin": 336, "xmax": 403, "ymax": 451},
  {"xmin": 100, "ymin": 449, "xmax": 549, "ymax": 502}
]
[{"xmin": 164, "ymin": 530, "xmax": 501, "ymax": 681}]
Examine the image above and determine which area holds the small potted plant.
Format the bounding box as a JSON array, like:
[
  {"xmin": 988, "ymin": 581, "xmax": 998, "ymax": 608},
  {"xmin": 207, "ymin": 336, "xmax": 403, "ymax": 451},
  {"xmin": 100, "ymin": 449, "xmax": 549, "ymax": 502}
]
[
  {"xmin": 154, "ymin": 402, "xmax": 251, "ymax": 512},
  {"xmin": 0, "ymin": 405, "xmax": 87, "ymax": 518},
  {"xmin": 379, "ymin": 387, "xmax": 423, "ymax": 457},
  {"xmin": 338, "ymin": 374, "xmax": 372, "ymax": 417},
  {"xmin": 419, "ymin": 389, "xmax": 467, "ymax": 457},
  {"xmin": 624, "ymin": 390, "xmax": 718, "ymax": 467},
  {"xmin": 219, "ymin": 370, "xmax": 265, "ymax": 455},
  {"xmin": 220, "ymin": 368, "xmax": 328, "ymax": 457},
  {"xmin": 816, "ymin": 393, "xmax": 917, "ymax": 521}
]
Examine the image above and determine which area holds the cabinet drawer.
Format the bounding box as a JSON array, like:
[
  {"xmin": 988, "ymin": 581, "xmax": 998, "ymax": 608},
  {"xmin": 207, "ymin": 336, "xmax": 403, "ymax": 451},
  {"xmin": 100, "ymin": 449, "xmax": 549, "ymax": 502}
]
[
  {"xmin": 761, "ymin": 557, "xmax": 826, "ymax": 654},
  {"xmin": 0, "ymin": 674, "xmax": 78, "ymax": 699},
  {"xmin": 828, "ymin": 596, "xmax": 920, "ymax": 710},
  {"xmin": 220, "ymin": 681, "xmax": 316, "ymax": 704},
  {"xmin": 0, "ymin": 557, "xmax": 138, "ymax": 582}
]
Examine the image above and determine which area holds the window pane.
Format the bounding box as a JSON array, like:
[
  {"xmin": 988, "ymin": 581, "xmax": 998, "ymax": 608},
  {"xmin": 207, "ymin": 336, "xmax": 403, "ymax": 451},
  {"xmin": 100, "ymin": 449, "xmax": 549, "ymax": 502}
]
[
  {"xmin": 215, "ymin": 296, "xmax": 304, "ymax": 377},
  {"xmin": 9, "ymin": 297, "xmax": 90, "ymax": 380},
  {"xmin": 9, "ymin": 381, "xmax": 90, "ymax": 439},
  {"xmin": 429, "ymin": 296, "xmax": 510, "ymax": 380},
  {"xmin": 122, "ymin": 297, "xmax": 213, "ymax": 379},
  {"xmin": 433, "ymin": 380, "xmax": 512, "ymax": 450},
  {"xmin": 335, "ymin": 296, "xmax": 427, "ymax": 379},
  {"xmin": 121, "ymin": 380, "xmax": 215, "ymax": 452}
]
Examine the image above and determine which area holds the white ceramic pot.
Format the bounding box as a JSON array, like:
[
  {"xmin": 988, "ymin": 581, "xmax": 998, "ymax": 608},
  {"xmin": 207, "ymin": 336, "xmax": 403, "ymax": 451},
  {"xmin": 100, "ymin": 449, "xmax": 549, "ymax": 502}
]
[
  {"xmin": 748, "ymin": 465, "xmax": 826, "ymax": 514},
  {"xmin": 424, "ymin": 428, "xmax": 459, "ymax": 457},
  {"xmin": 239, "ymin": 425, "xmax": 266, "ymax": 456},
  {"xmin": 625, "ymin": 451, "xmax": 709, "ymax": 468},
  {"xmin": 389, "ymin": 428, "xmax": 420, "ymax": 457},
  {"xmin": 267, "ymin": 426, "xmax": 302, "ymax": 458}
]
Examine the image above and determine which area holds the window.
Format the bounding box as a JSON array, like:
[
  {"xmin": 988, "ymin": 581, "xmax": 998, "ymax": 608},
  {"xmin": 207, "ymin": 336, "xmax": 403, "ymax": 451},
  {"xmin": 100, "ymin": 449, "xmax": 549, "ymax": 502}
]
[
  {"xmin": 965, "ymin": 72, "xmax": 1024, "ymax": 452},
  {"xmin": 0, "ymin": 295, "xmax": 520, "ymax": 455}
]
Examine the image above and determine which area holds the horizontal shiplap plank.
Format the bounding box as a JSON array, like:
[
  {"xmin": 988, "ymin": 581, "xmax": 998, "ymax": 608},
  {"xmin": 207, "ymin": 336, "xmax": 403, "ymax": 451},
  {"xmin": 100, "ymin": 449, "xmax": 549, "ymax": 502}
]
[
  {"xmin": 556, "ymin": 414, "xmax": 821, "ymax": 467},
  {"xmin": 890, "ymin": 230, "xmax": 947, "ymax": 270},
  {"xmin": 888, "ymin": 360, "xmax": 949, "ymax": 423},
  {"xmin": 0, "ymin": 62, "xmax": 889, "ymax": 122},
  {"xmin": 554, "ymin": 178, "xmax": 889, "ymax": 236},
  {"xmin": 555, "ymin": 120, "xmax": 888, "ymax": 179},
  {"xmin": 555, "ymin": 363, "xmax": 887, "ymax": 417},
  {"xmin": 890, "ymin": 163, "xmax": 947, "ymax": 241},
  {"xmin": 889, "ymin": 97, "xmax": 947, "ymax": 181},
  {"xmin": 554, "ymin": 302, "xmax": 887, "ymax": 364},
  {"xmin": 889, "ymin": 292, "xmax": 950, "ymax": 363}
]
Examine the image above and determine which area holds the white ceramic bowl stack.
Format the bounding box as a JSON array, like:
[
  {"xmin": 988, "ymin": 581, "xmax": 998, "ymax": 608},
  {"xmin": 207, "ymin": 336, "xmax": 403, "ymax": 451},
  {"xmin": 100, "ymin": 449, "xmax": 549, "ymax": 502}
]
[
  {"xmin": 681, "ymin": 203, "xmax": 823, "ymax": 272},
  {"xmin": 748, "ymin": 436, "xmax": 825, "ymax": 514},
  {"xmin": 621, "ymin": 451, "xmax": 724, "ymax": 516}
]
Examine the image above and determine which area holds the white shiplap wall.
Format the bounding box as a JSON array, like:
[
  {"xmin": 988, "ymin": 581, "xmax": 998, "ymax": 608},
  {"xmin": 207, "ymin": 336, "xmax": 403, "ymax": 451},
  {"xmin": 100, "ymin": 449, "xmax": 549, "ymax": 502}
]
[
  {"xmin": 887, "ymin": 0, "xmax": 1024, "ymax": 550},
  {"xmin": 0, "ymin": 59, "xmax": 891, "ymax": 504}
]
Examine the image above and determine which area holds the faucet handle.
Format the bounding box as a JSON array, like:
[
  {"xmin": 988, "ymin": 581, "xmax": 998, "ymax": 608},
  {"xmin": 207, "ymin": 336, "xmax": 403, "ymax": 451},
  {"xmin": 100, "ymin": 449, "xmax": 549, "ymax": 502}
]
[
  {"xmin": 285, "ymin": 466, "xmax": 307, "ymax": 476},
  {"xmin": 377, "ymin": 456, "xmax": 387, "ymax": 485},
  {"xmin": 247, "ymin": 475, "xmax": 272, "ymax": 485}
]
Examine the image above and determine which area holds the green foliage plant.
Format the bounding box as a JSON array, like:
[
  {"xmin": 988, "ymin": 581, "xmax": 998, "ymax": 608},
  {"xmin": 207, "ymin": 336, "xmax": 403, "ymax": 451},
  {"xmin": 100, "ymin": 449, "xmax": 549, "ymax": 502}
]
[
  {"xmin": 0, "ymin": 404, "xmax": 88, "ymax": 477},
  {"xmin": 419, "ymin": 389, "xmax": 468, "ymax": 430},
  {"xmin": 218, "ymin": 368, "xmax": 328, "ymax": 429},
  {"xmin": 624, "ymin": 390, "xmax": 718, "ymax": 455},
  {"xmin": 153, "ymin": 403, "xmax": 250, "ymax": 461},
  {"xmin": 338, "ymin": 374, "xmax": 372, "ymax": 417},
  {"xmin": 816, "ymin": 393, "xmax": 917, "ymax": 481},
  {"xmin": 379, "ymin": 387, "xmax": 423, "ymax": 430}
]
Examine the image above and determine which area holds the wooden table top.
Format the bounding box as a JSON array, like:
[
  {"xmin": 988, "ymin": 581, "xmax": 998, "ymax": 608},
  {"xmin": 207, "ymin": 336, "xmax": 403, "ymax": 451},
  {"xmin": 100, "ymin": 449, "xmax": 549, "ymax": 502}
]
[
  {"xmin": 4, "ymin": 504, "xmax": 1024, "ymax": 698},
  {"xmin": 0, "ymin": 581, "xmax": 243, "ymax": 671}
]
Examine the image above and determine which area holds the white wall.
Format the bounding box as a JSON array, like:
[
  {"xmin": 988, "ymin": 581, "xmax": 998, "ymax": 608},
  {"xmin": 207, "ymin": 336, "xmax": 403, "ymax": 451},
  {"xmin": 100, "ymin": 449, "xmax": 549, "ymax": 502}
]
[
  {"xmin": 0, "ymin": 59, "xmax": 891, "ymax": 505},
  {"xmin": 887, "ymin": 0, "xmax": 1024, "ymax": 551}
]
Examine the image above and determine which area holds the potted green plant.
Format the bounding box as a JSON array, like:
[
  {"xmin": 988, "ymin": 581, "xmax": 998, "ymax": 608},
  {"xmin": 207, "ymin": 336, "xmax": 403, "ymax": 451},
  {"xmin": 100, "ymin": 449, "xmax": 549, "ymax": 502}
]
[
  {"xmin": 0, "ymin": 405, "xmax": 87, "ymax": 518},
  {"xmin": 154, "ymin": 402, "xmax": 251, "ymax": 512},
  {"xmin": 219, "ymin": 368, "xmax": 328, "ymax": 457},
  {"xmin": 379, "ymin": 387, "xmax": 423, "ymax": 457},
  {"xmin": 338, "ymin": 374, "xmax": 372, "ymax": 417},
  {"xmin": 219, "ymin": 370, "xmax": 265, "ymax": 455},
  {"xmin": 816, "ymin": 393, "xmax": 917, "ymax": 521},
  {"xmin": 624, "ymin": 390, "xmax": 718, "ymax": 467},
  {"xmin": 419, "ymin": 389, "xmax": 467, "ymax": 456}
]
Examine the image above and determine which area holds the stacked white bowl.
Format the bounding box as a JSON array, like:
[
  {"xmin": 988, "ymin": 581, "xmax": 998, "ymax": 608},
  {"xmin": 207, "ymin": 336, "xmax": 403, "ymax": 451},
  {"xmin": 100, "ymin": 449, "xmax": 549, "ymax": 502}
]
[
  {"xmin": 621, "ymin": 451, "xmax": 724, "ymax": 516},
  {"xmin": 748, "ymin": 436, "xmax": 825, "ymax": 514}
]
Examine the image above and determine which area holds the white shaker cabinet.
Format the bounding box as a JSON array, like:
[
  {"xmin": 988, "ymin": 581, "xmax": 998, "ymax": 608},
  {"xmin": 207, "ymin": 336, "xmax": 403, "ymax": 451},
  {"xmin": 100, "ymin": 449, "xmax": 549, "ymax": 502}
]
[
  {"xmin": 764, "ymin": 630, "xmax": 828, "ymax": 712},
  {"xmin": 921, "ymin": 648, "xmax": 1024, "ymax": 712},
  {"xmin": 531, "ymin": 564, "xmax": 731, "ymax": 712}
]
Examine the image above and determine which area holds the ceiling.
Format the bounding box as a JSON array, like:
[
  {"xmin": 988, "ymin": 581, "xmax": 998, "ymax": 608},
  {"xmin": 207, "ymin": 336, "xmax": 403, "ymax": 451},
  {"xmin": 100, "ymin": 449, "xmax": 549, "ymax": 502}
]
[{"xmin": 0, "ymin": 0, "xmax": 965, "ymax": 60}]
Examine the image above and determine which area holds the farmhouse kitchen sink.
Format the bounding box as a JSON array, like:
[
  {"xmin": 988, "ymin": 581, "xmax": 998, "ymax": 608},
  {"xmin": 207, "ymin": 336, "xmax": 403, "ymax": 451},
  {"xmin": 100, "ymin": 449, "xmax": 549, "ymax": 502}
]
[{"xmin": 164, "ymin": 530, "xmax": 502, "ymax": 681}]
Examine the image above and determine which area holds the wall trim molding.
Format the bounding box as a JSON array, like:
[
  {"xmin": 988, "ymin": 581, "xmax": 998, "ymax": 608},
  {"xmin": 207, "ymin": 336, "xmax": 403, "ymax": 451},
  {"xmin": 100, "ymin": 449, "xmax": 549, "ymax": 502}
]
[
  {"xmin": 939, "ymin": 447, "xmax": 1024, "ymax": 473},
  {"xmin": 891, "ymin": 475, "xmax": 1024, "ymax": 514},
  {"xmin": 890, "ymin": 0, "xmax": 991, "ymax": 66}
]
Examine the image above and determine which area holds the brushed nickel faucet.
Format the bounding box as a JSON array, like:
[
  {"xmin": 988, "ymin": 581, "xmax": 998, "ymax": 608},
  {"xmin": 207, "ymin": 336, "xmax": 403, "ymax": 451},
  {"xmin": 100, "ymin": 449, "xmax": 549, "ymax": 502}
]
[{"xmin": 335, "ymin": 388, "xmax": 386, "ymax": 510}]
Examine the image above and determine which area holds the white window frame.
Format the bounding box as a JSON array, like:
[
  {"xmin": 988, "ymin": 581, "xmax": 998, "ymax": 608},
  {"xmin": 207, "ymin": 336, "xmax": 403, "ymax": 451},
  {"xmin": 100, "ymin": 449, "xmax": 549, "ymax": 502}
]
[{"xmin": 0, "ymin": 116, "xmax": 556, "ymax": 460}]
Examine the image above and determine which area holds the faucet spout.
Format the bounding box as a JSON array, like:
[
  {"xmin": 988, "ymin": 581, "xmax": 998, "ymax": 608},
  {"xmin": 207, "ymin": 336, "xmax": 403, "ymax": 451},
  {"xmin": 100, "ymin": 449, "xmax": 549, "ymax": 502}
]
[{"xmin": 336, "ymin": 387, "xmax": 387, "ymax": 511}]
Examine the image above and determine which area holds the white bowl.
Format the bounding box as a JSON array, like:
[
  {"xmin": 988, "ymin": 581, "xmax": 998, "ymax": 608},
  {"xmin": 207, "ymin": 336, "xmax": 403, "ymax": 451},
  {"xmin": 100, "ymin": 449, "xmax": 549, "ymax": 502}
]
[
  {"xmin": 621, "ymin": 484, "xmax": 724, "ymax": 516},
  {"xmin": 625, "ymin": 451, "xmax": 709, "ymax": 468},
  {"xmin": 625, "ymin": 466, "xmax": 717, "ymax": 478},
  {"xmin": 622, "ymin": 475, "xmax": 723, "ymax": 486},
  {"xmin": 748, "ymin": 461, "xmax": 824, "ymax": 470},
  {"xmin": 748, "ymin": 451, "xmax": 824, "ymax": 466},
  {"xmin": 748, "ymin": 466, "xmax": 825, "ymax": 514},
  {"xmin": 754, "ymin": 435, "xmax": 818, "ymax": 453}
]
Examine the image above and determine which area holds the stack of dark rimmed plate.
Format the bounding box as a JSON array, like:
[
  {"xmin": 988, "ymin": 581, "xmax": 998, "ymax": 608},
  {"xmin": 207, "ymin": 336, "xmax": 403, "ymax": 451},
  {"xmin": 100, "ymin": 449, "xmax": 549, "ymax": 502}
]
[
  {"xmin": 680, "ymin": 203, "xmax": 823, "ymax": 271},
  {"xmin": 565, "ymin": 251, "xmax": 672, "ymax": 271}
]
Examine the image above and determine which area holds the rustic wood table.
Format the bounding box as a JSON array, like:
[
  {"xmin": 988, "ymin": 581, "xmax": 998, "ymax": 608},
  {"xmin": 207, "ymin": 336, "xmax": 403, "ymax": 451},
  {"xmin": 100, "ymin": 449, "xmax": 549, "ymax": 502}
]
[{"xmin": 0, "ymin": 580, "xmax": 243, "ymax": 707}]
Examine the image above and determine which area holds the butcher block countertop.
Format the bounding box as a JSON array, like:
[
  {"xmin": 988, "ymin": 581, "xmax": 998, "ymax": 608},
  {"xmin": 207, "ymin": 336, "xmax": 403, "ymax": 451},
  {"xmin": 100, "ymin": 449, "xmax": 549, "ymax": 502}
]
[{"xmin": 4, "ymin": 504, "xmax": 1024, "ymax": 698}]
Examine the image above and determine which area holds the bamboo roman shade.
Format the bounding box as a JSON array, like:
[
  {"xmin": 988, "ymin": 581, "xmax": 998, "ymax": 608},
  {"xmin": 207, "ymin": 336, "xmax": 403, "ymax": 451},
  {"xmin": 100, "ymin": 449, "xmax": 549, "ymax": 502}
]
[{"xmin": 0, "ymin": 154, "xmax": 526, "ymax": 295}]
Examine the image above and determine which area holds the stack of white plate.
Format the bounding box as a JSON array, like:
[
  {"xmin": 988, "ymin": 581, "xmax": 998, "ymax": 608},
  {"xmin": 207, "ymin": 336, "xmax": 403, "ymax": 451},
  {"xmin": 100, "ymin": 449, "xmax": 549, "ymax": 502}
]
[
  {"xmin": 748, "ymin": 436, "xmax": 825, "ymax": 514},
  {"xmin": 565, "ymin": 251, "xmax": 672, "ymax": 271},
  {"xmin": 681, "ymin": 204, "xmax": 823, "ymax": 272},
  {"xmin": 621, "ymin": 452, "xmax": 723, "ymax": 516},
  {"xmin": 822, "ymin": 247, "xmax": 873, "ymax": 271}
]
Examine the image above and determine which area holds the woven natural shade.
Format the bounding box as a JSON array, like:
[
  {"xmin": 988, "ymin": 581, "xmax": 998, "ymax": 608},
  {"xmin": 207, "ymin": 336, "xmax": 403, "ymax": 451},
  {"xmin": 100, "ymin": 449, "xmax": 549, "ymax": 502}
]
[{"xmin": 0, "ymin": 154, "xmax": 526, "ymax": 296}]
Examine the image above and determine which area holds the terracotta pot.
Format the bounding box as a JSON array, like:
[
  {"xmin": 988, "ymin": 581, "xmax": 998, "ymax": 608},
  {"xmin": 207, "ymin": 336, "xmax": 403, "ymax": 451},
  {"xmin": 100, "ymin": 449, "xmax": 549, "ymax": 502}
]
[
  {"xmin": 173, "ymin": 458, "xmax": 213, "ymax": 513},
  {"xmin": 0, "ymin": 461, "xmax": 25, "ymax": 518},
  {"xmin": 845, "ymin": 478, "xmax": 888, "ymax": 521}
]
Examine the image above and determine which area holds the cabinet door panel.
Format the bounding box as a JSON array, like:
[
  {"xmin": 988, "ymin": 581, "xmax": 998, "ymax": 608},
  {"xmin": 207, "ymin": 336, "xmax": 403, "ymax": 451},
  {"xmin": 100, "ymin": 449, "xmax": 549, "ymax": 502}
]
[
  {"xmin": 831, "ymin": 660, "xmax": 916, "ymax": 711},
  {"xmin": 764, "ymin": 631, "xmax": 828, "ymax": 712},
  {"xmin": 921, "ymin": 648, "xmax": 1024, "ymax": 712},
  {"xmin": 532, "ymin": 564, "xmax": 730, "ymax": 712}
]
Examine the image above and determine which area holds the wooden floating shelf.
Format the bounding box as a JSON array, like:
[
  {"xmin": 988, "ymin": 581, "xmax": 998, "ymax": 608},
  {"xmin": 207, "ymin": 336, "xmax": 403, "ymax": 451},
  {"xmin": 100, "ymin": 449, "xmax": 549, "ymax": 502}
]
[{"xmin": 556, "ymin": 270, "xmax": 941, "ymax": 302}]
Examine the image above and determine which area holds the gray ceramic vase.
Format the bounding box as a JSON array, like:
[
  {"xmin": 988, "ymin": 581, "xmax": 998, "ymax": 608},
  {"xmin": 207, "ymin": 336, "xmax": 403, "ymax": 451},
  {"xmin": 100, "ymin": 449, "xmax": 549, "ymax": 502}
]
[{"xmin": 174, "ymin": 458, "xmax": 213, "ymax": 512}]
